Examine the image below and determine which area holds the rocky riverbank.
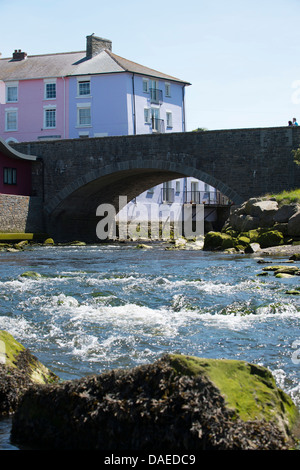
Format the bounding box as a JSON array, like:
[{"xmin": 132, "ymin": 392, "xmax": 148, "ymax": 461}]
[
  {"xmin": 203, "ymin": 197, "xmax": 300, "ymax": 255},
  {"xmin": 0, "ymin": 330, "xmax": 298, "ymax": 450}
]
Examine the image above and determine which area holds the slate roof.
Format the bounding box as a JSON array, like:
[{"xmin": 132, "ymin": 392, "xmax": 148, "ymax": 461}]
[{"xmin": 0, "ymin": 49, "xmax": 190, "ymax": 85}]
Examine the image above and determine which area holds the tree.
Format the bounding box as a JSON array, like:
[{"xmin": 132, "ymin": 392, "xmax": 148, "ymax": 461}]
[{"xmin": 291, "ymin": 147, "xmax": 300, "ymax": 165}]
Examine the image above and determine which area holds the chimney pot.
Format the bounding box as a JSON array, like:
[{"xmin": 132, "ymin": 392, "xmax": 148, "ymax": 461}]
[{"xmin": 12, "ymin": 50, "xmax": 27, "ymax": 60}]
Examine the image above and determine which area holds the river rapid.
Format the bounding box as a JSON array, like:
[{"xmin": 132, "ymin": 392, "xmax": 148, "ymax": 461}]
[{"xmin": 0, "ymin": 243, "xmax": 300, "ymax": 449}]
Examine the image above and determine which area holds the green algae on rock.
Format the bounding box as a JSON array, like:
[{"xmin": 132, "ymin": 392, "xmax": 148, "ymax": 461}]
[
  {"xmin": 169, "ymin": 355, "xmax": 299, "ymax": 438},
  {"xmin": 20, "ymin": 271, "xmax": 43, "ymax": 279},
  {"xmin": 256, "ymin": 230, "xmax": 284, "ymax": 248},
  {"xmin": 11, "ymin": 354, "xmax": 299, "ymax": 450},
  {"xmin": 0, "ymin": 330, "xmax": 59, "ymax": 415},
  {"xmin": 203, "ymin": 231, "xmax": 234, "ymax": 251}
]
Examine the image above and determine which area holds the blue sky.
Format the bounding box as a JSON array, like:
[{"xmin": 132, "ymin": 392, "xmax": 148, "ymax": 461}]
[{"xmin": 1, "ymin": 0, "xmax": 300, "ymax": 131}]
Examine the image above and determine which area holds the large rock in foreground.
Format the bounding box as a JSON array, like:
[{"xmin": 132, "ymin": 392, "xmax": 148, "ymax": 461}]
[
  {"xmin": 0, "ymin": 330, "xmax": 58, "ymax": 415},
  {"xmin": 11, "ymin": 354, "xmax": 299, "ymax": 450}
]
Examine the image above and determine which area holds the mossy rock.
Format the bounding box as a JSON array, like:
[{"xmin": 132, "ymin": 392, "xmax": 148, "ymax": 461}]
[
  {"xmin": 274, "ymin": 266, "xmax": 300, "ymax": 276},
  {"xmin": 290, "ymin": 253, "xmax": 300, "ymax": 261},
  {"xmin": 285, "ymin": 289, "xmax": 300, "ymax": 295},
  {"xmin": 262, "ymin": 265, "xmax": 290, "ymax": 272},
  {"xmin": 236, "ymin": 235, "xmax": 250, "ymax": 247},
  {"xmin": 275, "ymin": 273, "xmax": 295, "ymax": 278},
  {"xmin": 224, "ymin": 228, "xmax": 239, "ymax": 238},
  {"xmin": 263, "ymin": 265, "xmax": 300, "ymax": 276},
  {"xmin": 169, "ymin": 354, "xmax": 299, "ymax": 439},
  {"xmin": 235, "ymin": 244, "xmax": 246, "ymax": 252},
  {"xmin": 10, "ymin": 353, "xmax": 300, "ymax": 450},
  {"xmin": 20, "ymin": 271, "xmax": 42, "ymax": 279},
  {"xmin": 203, "ymin": 232, "xmax": 234, "ymax": 251},
  {"xmin": 257, "ymin": 230, "xmax": 284, "ymax": 248},
  {"xmin": 246, "ymin": 229, "xmax": 260, "ymax": 243},
  {"xmin": 224, "ymin": 247, "xmax": 237, "ymax": 254},
  {"xmin": 44, "ymin": 238, "xmax": 55, "ymax": 245},
  {"xmin": 0, "ymin": 330, "xmax": 58, "ymax": 385}
]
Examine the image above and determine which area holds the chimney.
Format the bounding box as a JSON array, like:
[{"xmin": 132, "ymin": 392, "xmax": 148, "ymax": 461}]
[
  {"xmin": 86, "ymin": 34, "xmax": 112, "ymax": 58},
  {"xmin": 12, "ymin": 49, "xmax": 27, "ymax": 60}
]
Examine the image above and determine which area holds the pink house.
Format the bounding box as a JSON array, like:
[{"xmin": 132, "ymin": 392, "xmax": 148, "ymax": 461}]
[
  {"xmin": 0, "ymin": 49, "xmax": 70, "ymax": 143},
  {"xmin": 0, "ymin": 35, "xmax": 189, "ymax": 143}
]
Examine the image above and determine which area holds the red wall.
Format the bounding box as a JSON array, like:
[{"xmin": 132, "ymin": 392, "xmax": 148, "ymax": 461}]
[{"xmin": 0, "ymin": 151, "xmax": 32, "ymax": 196}]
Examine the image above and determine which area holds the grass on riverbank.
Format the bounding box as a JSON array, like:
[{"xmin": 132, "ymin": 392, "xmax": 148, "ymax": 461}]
[{"xmin": 266, "ymin": 188, "xmax": 300, "ymax": 206}]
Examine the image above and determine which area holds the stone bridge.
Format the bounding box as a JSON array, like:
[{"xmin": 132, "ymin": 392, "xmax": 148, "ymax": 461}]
[{"xmin": 14, "ymin": 126, "xmax": 300, "ymax": 241}]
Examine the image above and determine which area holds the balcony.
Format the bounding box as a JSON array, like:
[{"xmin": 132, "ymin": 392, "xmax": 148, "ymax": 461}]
[
  {"xmin": 160, "ymin": 189, "xmax": 230, "ymax": 205},
  {"xmin": 184, "ymin": 191, "xmax": 230, "ymax": 205},
  {"xmin": 150, "ymin": 87, "xmax": 163, "ymax": 104},
  {"xmin": 152, "ymin": 117, "xmax": 165, "ymax": 133}
]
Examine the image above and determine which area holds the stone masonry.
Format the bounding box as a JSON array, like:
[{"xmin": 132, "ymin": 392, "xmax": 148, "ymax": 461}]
[
  {"xmin": 0, "ymin": 194, "xmax": 44, "ymax": 233},
  {"xmin": 12, "ymin": 126, "xmax": 300, "ymax": 241}
]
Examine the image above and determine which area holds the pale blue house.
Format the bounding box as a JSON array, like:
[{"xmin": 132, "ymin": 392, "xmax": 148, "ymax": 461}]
[
  {"xmin": 0, "ymin": 34, "xmax": 223, "ymax": 229},
  {"xmin": 67, "ymin": 34, "xmax": 189, "ymax": 138},
  {"xmin": 65, "ymin": 35, "xmax": 223, "ymax": 229}
]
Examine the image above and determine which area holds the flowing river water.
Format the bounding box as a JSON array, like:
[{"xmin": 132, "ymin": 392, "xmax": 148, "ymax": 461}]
[{"xmin": 0, "ymin": 243, "xmax": 300, "ymax": 449}]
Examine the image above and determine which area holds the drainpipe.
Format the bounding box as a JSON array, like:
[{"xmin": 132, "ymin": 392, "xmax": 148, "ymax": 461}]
[
  {"xmin": 182, "ymin": 85, "xmax": 186, "ymax": 132},
  {"xmin": 132, "ymin": 73, "xmax": 136, "ymax": 135},
  {"xmin": 62, "ymin": 76, "xmax": 66, "ymax": 139}
]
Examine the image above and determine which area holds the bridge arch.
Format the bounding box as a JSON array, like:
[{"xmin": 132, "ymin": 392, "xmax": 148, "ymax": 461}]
[
  {"xmin": 44, "ymin": 157, "xmax": 242, "ymax": 241},
  {"xmin": 45, "ymin": 157, "xmax": 243, "ymax": 216}
]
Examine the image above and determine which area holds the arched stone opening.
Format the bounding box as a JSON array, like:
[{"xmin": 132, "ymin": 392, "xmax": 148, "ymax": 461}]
[{"xmin": 45, "ymin": 160, "xmax": 241, "ymax": 242}]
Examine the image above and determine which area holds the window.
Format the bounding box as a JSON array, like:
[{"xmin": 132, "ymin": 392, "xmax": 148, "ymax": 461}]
[
  {"xmin": 165, "ymin": 83, "xmax": 171, "ymax": 97},
  {"xmin": 77, "ymin": 105, "xmax": 91, "ymax": 126},
  {"xmin": 151, "ymin": 108, "xmax": 160, "ymax": 131},
  {"xmin": 3, "ymin": 168, "xmax": 17, "ymax": 185},
  {"xmin": 5, "ymin": 109, "xmax": 18, "ymax": 131},
  {"xmin": 44, "ymin": 108, "xmax": 56, "ymax": 128},
  {"xmin": 144, "ymin": 107, "xmax": 151, "ymax": 124},
  {"xmin": 166, "ymin": 111, "xmax": 173, "ymax": 128},
  {"xmin": 143, "ymin": 79, "xmax": 149, "ymax": 93},
  {"xmin": 162, "ymin": 181, "xmax": 174, "ymax": 203},
  {"xmin": 175, "ymin": 180, "xmax": 181, "ymax": 193},
  {"xmin": 45, "ymin": 82, "xmax": 56, "ymax": 99},
  {"xmin": 6, "ymin": 83, "xmax": 18, "ymax": 103},
  {"xmin": 78, "ymin": 80, "xmax": 91, "ymax": 96}
]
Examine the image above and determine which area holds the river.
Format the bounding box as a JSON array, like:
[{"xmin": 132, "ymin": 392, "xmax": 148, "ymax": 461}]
[{"xmin": 0, "ymin": 243, "xmax": 299, "ymax": 449}]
